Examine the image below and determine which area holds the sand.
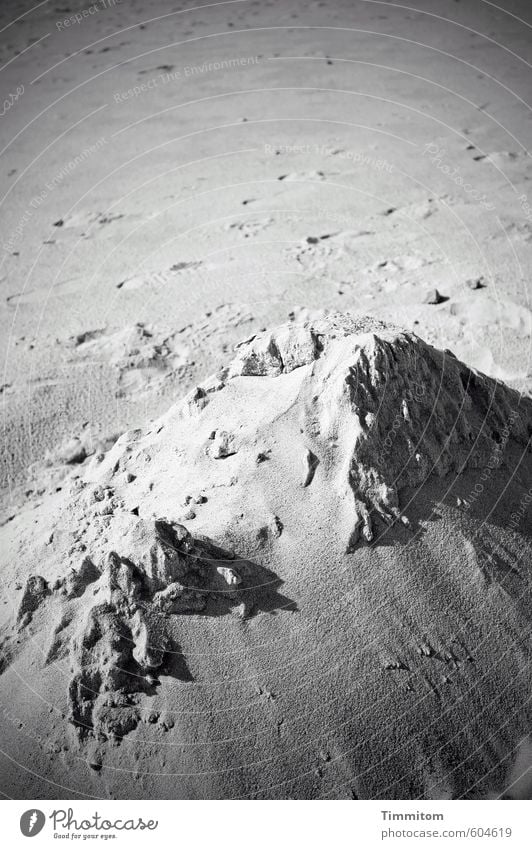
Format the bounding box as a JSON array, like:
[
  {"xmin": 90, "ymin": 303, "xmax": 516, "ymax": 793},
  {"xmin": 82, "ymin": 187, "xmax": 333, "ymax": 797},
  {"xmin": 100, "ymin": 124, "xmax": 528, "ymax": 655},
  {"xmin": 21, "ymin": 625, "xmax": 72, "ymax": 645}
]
[{"xmin": 1, "ymin": 313, "xmax": 532, "ymax": 799}]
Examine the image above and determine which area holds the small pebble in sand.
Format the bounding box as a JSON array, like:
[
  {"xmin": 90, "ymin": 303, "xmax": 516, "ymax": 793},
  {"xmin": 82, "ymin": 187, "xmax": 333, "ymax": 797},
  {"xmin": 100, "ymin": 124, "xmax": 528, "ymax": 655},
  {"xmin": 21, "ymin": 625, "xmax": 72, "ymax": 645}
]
[
  {"xmin": 269, "ymin": 515, "xmax": 283, "ymax": 538},
  {"xmin": 184, "ymin": 493, "xmax": 207, "ymax": 506},
  {"xmin": 211, "ymin": 430, "xmax": 236, "ymax": 459},
  {"xmin": 55, "ymin": 436, "xmax": 87, "ymax": 465},
  {"xmin": 466, "ymin": 276, "xmax": 485, "ymax": 290}
]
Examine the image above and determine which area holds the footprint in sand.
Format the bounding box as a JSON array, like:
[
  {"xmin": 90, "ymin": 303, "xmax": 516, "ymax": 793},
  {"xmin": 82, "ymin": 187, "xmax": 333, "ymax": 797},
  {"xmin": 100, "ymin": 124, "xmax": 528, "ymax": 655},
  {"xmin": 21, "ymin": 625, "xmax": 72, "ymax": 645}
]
[
  {"xmin": 53, "ymin": 210, "xmax": 144, "ymax": 238},
  {"xmin": 116, "ymin": 261, "xmax": 203, "ymax": 291},
  {"xmin": 277, "ymin": 170, "xmax": 328, "ymax": 182},
  {"xmin": 66, "ymin": 323, "xmax": 192, "ymax": 397},
  {"xmin": 224, "ymin": 217, "xmax": 274, "ymax": 238}
]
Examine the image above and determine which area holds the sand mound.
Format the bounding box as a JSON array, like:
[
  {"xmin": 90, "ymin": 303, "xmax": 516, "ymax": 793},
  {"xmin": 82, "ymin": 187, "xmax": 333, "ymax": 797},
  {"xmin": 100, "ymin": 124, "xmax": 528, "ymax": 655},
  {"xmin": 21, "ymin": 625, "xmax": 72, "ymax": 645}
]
[{"xmin": 1, "ymin": 314, "xmax": 531, "ymax": 799}]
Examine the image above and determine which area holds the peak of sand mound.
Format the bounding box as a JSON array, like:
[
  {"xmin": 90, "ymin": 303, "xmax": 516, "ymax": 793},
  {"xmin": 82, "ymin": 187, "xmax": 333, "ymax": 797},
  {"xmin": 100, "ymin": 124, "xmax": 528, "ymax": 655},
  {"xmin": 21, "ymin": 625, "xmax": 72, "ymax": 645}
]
[
  {"xmin": 2, "ymin": 314, "xmax": 532, "ymax": 798},
  {"xmin": 224, "ymin": 314, "xmax": 529, "ymax": 546}
]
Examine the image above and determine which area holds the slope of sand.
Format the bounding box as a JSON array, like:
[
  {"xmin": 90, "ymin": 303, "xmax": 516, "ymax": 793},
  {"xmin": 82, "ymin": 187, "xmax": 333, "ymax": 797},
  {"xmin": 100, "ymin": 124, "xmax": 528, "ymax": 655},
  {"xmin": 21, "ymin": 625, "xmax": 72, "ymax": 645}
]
[
  {"xmin": 1, "ymin": 0, "xmax": 532, "ymax": 498},
  {"xmin": 1, "ymin": 314, "xmax": 531, "ymax": 799}
]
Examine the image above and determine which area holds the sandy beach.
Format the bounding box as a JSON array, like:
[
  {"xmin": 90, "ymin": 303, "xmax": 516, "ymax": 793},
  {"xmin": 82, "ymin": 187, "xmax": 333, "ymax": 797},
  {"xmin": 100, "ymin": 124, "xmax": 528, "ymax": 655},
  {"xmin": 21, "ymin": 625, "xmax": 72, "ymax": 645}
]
[{"xmin": 0, "ymin": 0, "xmax": 531, "ymax": 800}]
